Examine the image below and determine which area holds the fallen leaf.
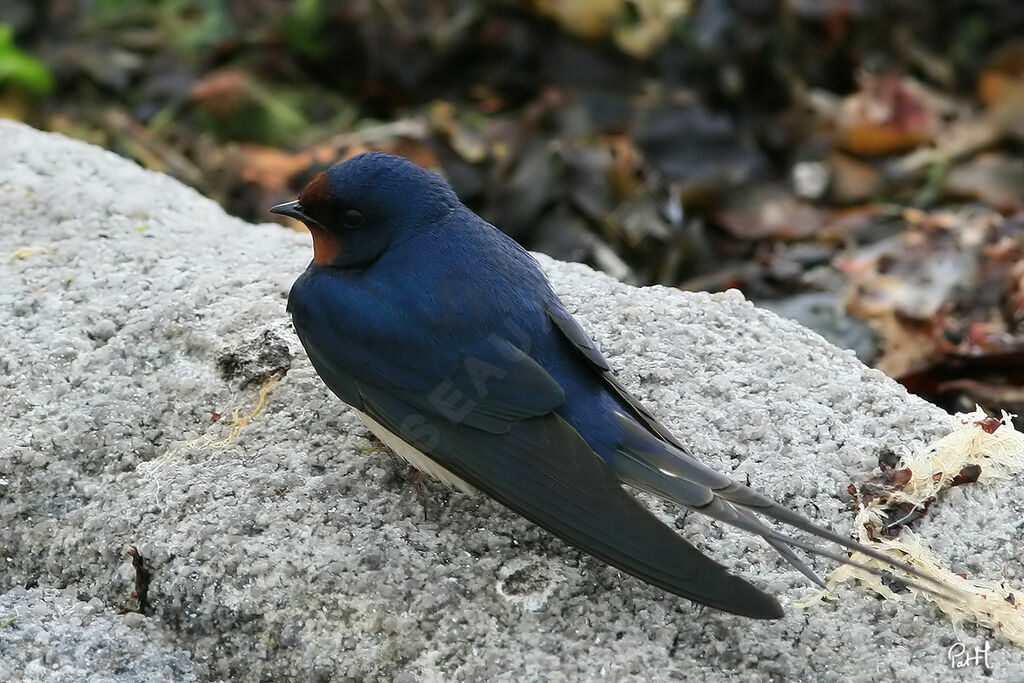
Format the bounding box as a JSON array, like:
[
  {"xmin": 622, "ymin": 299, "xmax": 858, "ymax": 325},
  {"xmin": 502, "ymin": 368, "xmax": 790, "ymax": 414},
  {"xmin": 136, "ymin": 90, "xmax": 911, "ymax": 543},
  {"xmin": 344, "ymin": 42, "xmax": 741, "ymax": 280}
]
[
  {"xmin": 978, "ymin": 41, "xmax": 1024, "ymax": 109},
  {"xmin": 828, "ymin": 152, "xmax": 884, "ymax": 204},
  {"xmin": 238, "ymin": 144, "xmax": 315, "ymax": 193},
  {"xmin": 189, "ymin": 68, "xmax": 250, "ymax": 117},
  {"xmin": 531, "ymin": 0, "xmax": 622, "ymax": 41},
  {"xmin": 836, "ymin": 67, "xmax": 939, "ymax": 157},
  {"xmin": 944, "ymin": 155, "xmax": 1024, "ymax": 213},
  {"xmin": 715, "ymin": 192, "xmax": 827, "ymax": 241}
]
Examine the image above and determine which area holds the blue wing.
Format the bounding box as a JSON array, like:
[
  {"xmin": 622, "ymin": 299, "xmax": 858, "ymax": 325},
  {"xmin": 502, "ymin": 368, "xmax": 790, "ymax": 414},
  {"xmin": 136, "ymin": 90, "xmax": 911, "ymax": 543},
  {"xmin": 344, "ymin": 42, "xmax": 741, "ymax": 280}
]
[{"xmin": 289, "ymin": 265, "xmax": 566, "ymax": 433}]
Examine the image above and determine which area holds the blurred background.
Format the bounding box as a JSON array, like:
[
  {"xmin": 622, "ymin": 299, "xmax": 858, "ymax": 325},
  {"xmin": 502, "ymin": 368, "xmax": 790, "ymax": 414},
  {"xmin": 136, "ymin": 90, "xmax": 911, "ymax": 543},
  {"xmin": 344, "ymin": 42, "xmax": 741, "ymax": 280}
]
[{"xmin": 2, "ymin": 0, "xmax": 1023, "ymax": 425}]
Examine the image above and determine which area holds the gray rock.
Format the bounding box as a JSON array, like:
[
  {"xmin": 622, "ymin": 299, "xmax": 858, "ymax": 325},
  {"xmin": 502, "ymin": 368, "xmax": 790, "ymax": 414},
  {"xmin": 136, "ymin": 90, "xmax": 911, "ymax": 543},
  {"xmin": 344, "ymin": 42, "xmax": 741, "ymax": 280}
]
[
  {"xmin": 0, "ymin": 586, "xmax": 201, "ymax": 683},
  {"xmin": 1, "ymin": 120, "xmax": 1021, "ymax": 681}
]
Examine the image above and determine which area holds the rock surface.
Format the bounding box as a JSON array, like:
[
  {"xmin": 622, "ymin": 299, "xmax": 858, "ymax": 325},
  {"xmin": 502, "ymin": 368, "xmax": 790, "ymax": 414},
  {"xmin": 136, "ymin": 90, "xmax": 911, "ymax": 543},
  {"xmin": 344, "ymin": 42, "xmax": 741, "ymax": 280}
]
[{"xmin": 1, "ymin": 120, "xmax": 1020, "ymax": 681}]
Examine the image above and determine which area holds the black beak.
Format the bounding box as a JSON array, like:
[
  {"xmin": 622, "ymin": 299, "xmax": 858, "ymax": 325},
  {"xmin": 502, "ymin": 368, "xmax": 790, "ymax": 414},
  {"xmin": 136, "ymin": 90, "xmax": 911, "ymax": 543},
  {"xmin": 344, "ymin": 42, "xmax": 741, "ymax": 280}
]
[{"xmin": 270, "ymin": 200, "xmax": 307, "ymax": 221}]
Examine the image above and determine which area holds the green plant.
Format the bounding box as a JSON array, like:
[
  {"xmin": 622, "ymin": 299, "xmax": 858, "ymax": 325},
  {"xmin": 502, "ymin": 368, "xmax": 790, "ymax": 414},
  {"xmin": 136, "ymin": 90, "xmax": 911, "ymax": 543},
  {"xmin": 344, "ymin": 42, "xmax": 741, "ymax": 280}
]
[{"xmin": 0, "ymin": 24, "xmax": 54, "ymax": 95}]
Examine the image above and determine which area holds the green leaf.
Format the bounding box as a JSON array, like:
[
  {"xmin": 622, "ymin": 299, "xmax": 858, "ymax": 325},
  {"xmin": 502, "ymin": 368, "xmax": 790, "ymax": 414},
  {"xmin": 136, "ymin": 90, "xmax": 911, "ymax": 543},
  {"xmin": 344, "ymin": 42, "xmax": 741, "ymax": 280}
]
[
  {"xmin": 283, "ymin": 0, "xmax": 326, "ymax": 59},
  {"xmin": 0, "ymin": 24, "xmax": 55, "ymax": 95}
]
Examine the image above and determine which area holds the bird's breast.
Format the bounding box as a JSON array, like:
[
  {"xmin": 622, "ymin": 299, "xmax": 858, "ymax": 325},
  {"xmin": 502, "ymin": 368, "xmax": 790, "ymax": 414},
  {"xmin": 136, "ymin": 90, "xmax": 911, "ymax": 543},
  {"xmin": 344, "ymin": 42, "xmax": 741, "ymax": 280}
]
[{"xmin": 354, "ymin": 409, "xmax": 477, "ymax": 495}]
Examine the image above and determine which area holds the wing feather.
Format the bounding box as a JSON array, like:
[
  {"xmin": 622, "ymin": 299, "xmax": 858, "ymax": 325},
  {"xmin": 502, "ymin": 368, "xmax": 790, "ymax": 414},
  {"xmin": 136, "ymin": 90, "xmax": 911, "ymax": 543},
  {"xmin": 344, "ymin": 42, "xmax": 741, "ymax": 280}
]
[
  {"xmin": 356, "ymin": 381, "xmax": 783, "ymax": 618},
  {"xmin": 549, "ymin": 302, "xmax": 955, "ymax": 598}
]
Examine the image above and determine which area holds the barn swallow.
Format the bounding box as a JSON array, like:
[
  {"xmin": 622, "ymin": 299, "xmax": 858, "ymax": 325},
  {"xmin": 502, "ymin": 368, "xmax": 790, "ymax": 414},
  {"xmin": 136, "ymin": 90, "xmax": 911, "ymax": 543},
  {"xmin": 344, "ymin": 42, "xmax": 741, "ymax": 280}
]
[{"xmin": 274, "ymin": 153, "xmax": 943, "ymax": 618}]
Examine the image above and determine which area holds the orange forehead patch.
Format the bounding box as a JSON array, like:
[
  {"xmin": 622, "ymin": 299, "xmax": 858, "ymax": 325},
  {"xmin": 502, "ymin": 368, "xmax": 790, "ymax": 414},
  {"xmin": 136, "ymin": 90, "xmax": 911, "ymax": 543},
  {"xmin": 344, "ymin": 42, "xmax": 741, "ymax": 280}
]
[{"xmin": 299, "ymin": 171, "xmax": 331, "ymax": 208}]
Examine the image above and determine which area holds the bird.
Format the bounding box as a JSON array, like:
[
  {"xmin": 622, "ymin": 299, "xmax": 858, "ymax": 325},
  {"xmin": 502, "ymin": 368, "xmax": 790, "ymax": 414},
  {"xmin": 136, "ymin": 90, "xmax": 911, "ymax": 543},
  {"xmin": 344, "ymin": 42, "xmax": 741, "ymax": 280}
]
[{"xmin": 273, "ymin": 152, "xmax": 943, "ymax": 619}]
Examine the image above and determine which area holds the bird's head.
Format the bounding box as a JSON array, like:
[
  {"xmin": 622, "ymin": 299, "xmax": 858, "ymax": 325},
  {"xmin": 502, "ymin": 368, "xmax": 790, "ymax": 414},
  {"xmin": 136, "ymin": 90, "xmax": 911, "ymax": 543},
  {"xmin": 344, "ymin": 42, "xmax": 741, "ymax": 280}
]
[{"xmin": 271, "ymin": 152, "xmax": 460, "ymax": 268}]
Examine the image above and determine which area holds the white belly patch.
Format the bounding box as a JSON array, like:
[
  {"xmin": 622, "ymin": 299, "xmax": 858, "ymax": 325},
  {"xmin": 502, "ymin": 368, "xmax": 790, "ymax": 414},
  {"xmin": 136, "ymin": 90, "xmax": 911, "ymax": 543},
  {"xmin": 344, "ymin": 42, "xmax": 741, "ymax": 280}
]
[{"xmin": 354, "ymin": 409, "xmax": 477, "ymax": 495}]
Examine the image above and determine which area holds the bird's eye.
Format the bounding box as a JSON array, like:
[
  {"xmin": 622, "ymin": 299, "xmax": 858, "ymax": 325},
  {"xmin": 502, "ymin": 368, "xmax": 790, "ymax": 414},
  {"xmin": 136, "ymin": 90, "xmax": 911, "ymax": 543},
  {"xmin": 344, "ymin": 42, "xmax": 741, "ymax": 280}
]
[{"xmin": 342, "ymin": 209, "xmax": 364, "ymax": 228}]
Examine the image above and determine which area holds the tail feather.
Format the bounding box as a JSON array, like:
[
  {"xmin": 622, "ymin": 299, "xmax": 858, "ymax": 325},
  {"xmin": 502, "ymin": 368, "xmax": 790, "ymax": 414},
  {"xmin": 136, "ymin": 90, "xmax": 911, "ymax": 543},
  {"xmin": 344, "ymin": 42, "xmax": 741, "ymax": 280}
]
[
  {"xmin": 612, "ymin": 416, "xmax": 956, "ymax": 600},
  {"xmin": 706, "ymin": 480, "xmax": 956, "ymax": 598}
]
